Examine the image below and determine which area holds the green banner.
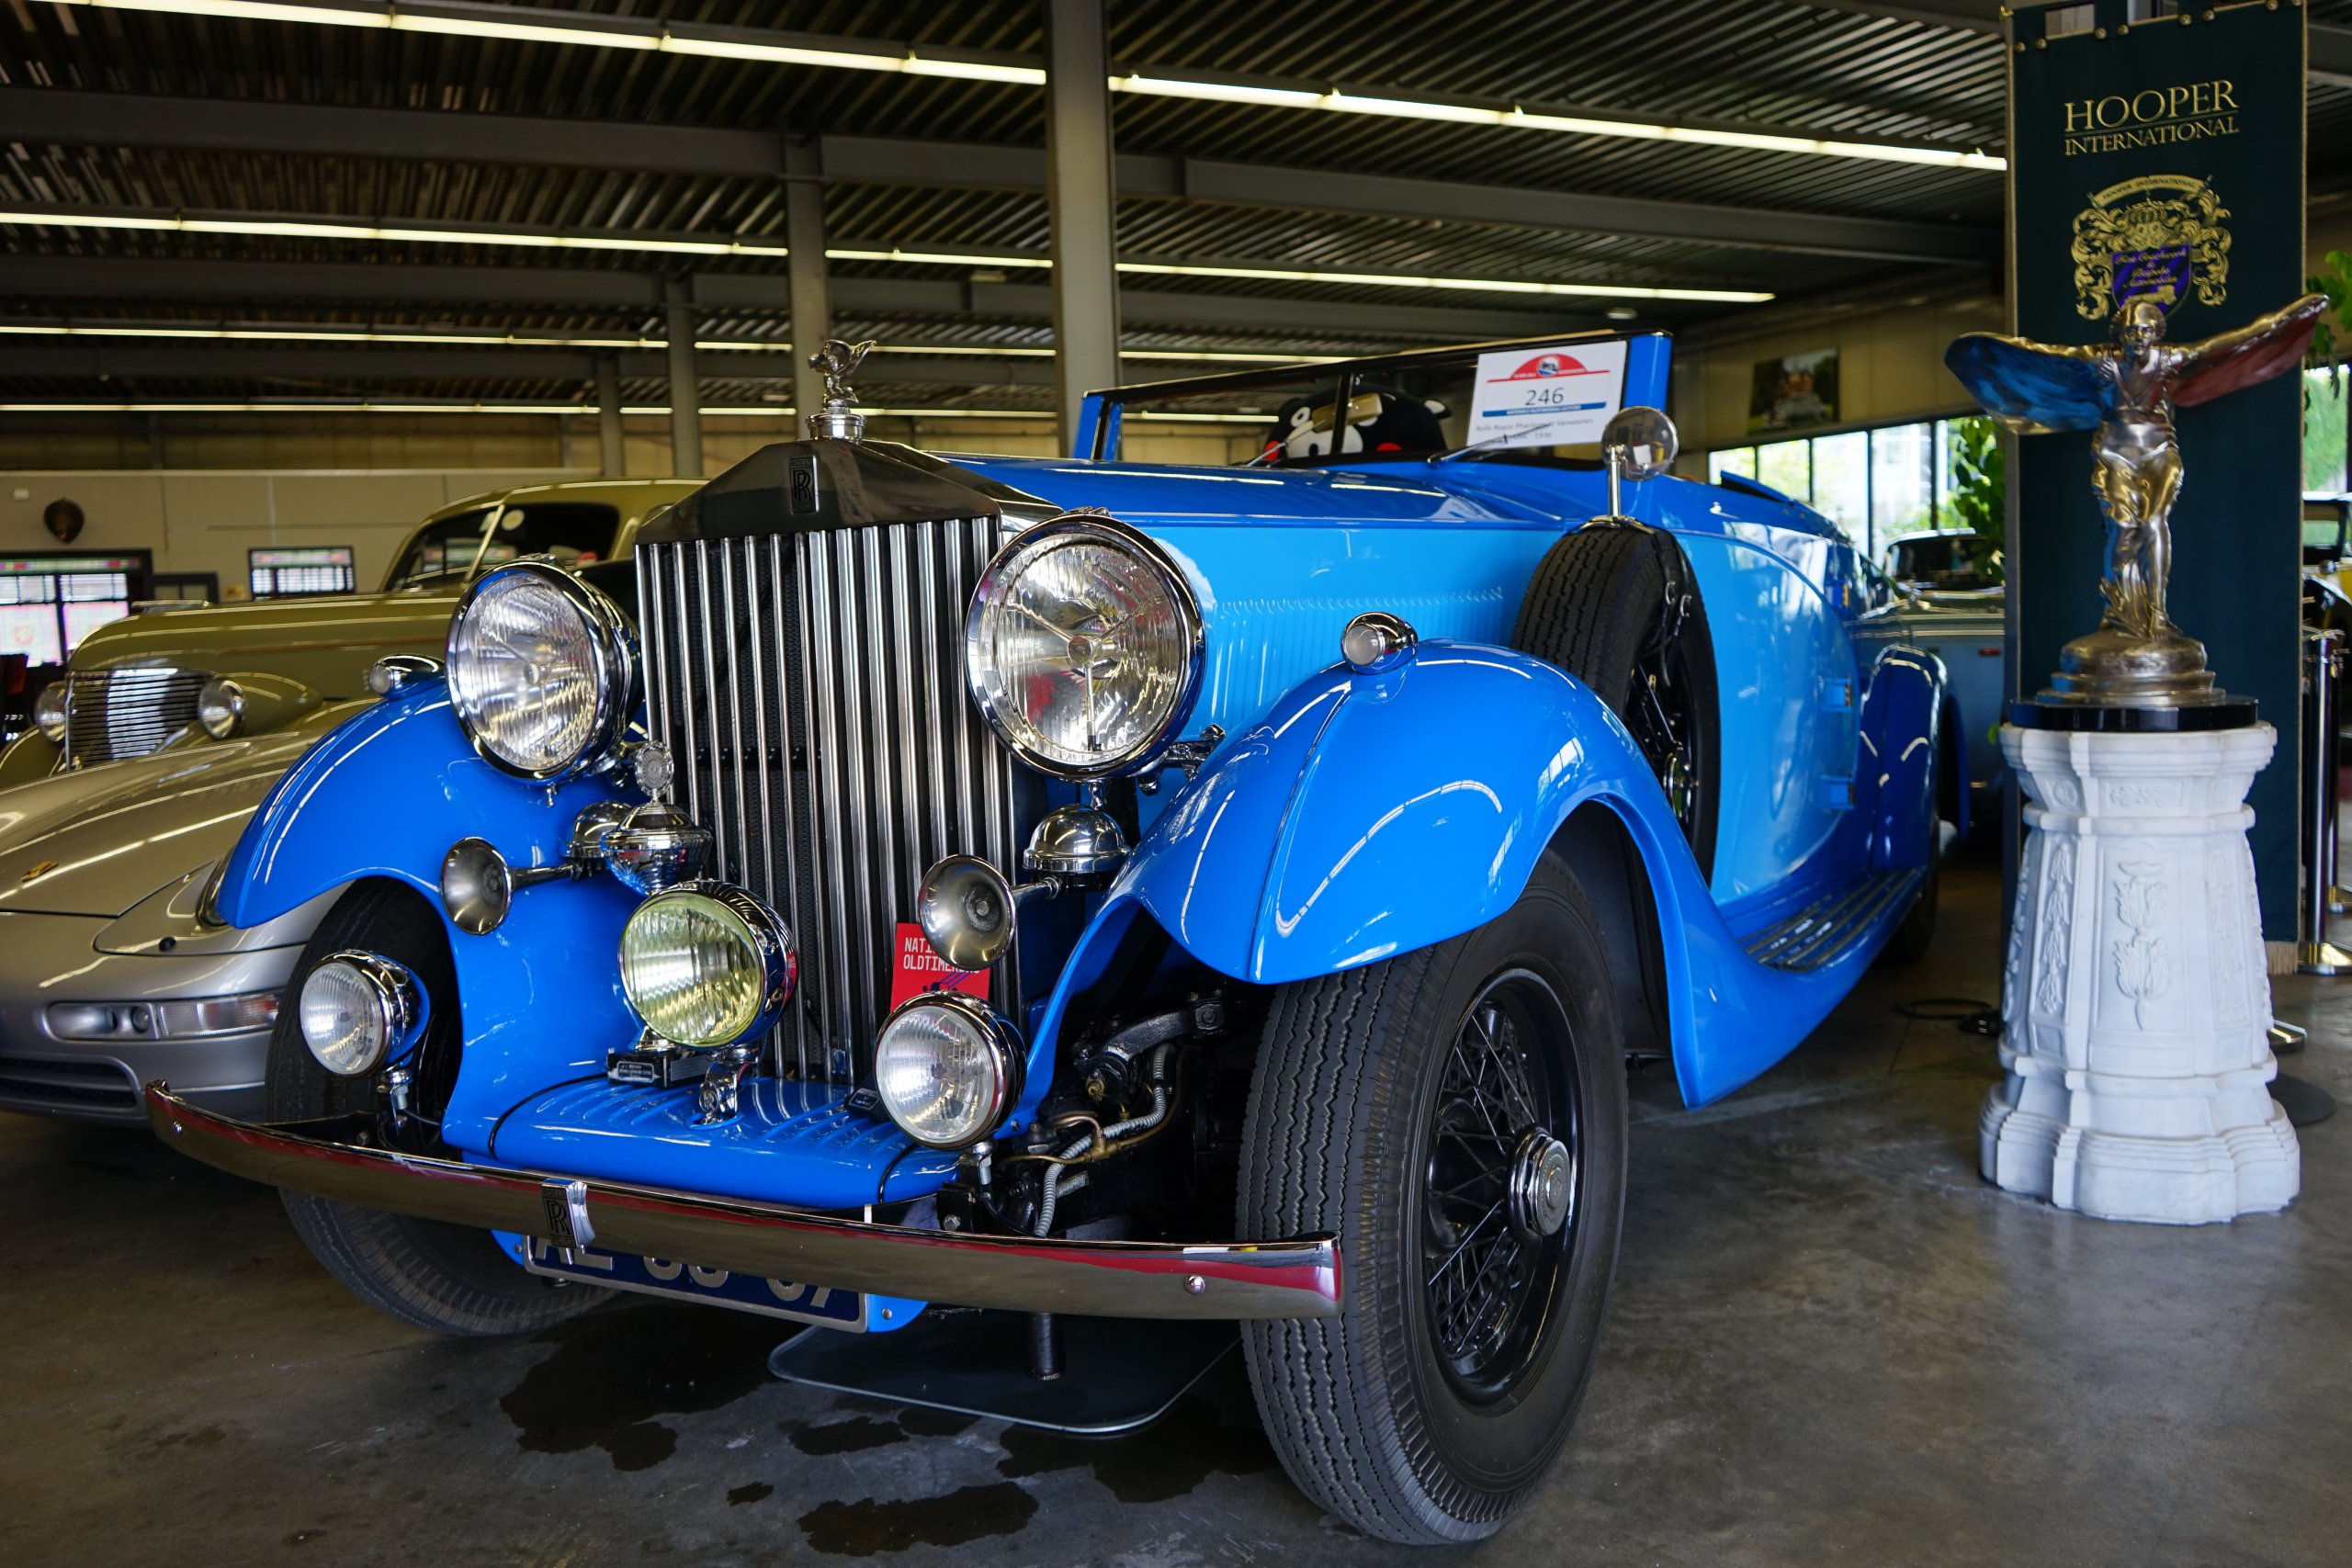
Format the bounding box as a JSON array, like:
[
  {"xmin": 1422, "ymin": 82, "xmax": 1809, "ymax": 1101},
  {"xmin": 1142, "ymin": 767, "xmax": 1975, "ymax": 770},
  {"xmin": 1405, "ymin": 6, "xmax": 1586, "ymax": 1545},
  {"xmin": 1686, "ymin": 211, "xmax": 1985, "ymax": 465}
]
[{"xmin": 2007, "ymin": 0, "xmax": 2309, "ymax": 938}]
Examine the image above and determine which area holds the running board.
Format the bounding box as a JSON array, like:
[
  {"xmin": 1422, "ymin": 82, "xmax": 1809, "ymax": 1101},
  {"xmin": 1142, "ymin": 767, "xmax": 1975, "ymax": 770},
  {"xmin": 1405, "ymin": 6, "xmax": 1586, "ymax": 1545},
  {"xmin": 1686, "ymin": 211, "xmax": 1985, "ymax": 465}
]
[{"xmin": 1741, "ymin": 868, "xmax": 1922, "ymax": 972}]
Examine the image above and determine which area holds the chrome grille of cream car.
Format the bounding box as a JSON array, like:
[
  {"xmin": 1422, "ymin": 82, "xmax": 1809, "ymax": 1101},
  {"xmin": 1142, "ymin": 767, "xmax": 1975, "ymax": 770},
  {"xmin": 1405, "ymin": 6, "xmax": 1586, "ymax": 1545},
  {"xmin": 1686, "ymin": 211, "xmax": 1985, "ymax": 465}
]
[
  {"xmin": 634, "ymin": 521, "xmax": 1017, "ymax": 1085},
  {"xmin": 60, "ymin": 667, "xmax": 209, "ymax": 770}
]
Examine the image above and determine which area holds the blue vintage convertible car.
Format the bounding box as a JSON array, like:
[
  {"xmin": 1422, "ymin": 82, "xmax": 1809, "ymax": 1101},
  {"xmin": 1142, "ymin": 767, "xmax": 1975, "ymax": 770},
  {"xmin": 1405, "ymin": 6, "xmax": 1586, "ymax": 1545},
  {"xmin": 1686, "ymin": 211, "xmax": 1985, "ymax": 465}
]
[{"xmin": 149, "ymin": 333, "xmax": 1947, "ymax": 1546}]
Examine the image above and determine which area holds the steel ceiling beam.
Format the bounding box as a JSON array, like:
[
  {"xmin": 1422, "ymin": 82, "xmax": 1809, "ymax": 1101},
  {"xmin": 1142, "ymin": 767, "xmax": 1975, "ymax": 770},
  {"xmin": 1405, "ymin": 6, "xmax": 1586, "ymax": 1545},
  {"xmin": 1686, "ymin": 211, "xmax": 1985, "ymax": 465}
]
[
  {"xmin": 0, "ymin": 343, "xmax": 1059, "ymax": 383},
  {"xmin": 1796, "ymin": 1, "xmax": 2352, "ymax": 85},
  {"xmin": 0, "ymin": 90, "xmax": 1993, "ymax": 263},
  {"xmin": 0, "ymin": 255, "xmax": 1601, "ymax": 339}
]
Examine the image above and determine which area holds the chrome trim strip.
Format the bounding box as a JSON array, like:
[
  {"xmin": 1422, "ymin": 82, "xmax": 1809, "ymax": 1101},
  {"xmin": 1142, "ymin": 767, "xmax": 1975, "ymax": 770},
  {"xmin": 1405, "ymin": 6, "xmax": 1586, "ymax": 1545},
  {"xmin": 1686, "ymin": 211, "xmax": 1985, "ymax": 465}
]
[
  {"xmin": 842, "ymin": 527, "xmax": 880, "ymax": 1065},
  {"xmin": 639, "ymin": 547, "xmax": 672, "ymax": 781},
  {"xmin": 719, "ymin": 541, "xmax": 752, "ymax": 910},
  {"xmin": 805, "ymin": 531, "xmax": 851, "ymax": 1080},
  {"xmin": 783, "ymin": 533, "xmax": 819, "ymax": 1080},
  {"xmin": 670, "ymin": 543, "xmax": 702, "ymax": 828},
  {"xmin": 146, "ymin": 1083, "xmax": 1341, "ymax": 1321},
  {"xmin": 694, "ymin": 540, "xmax": 726, "ymax": 878}
]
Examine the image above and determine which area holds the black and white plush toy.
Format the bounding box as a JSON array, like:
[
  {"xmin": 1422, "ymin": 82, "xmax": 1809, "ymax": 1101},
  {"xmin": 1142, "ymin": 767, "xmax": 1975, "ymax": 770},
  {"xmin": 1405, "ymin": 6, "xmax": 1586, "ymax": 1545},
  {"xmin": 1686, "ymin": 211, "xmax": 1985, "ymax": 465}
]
[{"xmin": 1261, "ymin": 386, "xmax": 1450, "ymax": 461}]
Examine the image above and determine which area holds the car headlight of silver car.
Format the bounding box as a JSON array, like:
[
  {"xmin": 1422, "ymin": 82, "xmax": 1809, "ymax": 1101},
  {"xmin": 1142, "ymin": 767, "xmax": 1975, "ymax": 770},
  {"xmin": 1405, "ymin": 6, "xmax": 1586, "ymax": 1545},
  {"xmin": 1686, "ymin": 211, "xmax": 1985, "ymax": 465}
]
[
  {"xmin": 32, "ymin": 680, "xmax": 67, "ymax": 743},
  {"xmin": 196, "ymin": 676, "xmax": 246, "ymax": 740},
  {"xmin": 618, "ymin": 883, "xmax": 796, "ymax": 1048},
  {"xmin": 446, "ymin": 559, "xmax": 637, "ymax": 783},
  {"xmin": 874, "ymin": 992, "xmax": 1026, "ymax": 1149},
  {"xmin": 965, "ymin": 513, "xmax": 1204, "ymax": 780}
]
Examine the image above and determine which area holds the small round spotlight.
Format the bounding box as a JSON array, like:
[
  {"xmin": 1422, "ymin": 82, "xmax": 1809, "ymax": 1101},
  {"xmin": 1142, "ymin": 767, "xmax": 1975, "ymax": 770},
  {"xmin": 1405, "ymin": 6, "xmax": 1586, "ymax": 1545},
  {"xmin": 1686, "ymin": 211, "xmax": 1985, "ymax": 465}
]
[
  {"xmin": 1341, "ymin": 611, "xmax": 1419, "ymax": 674},
  {"xmin": 299, "ymin": 951, "xmax": 425, "ymax": 1077},
  {"xmin": 874, "ymin": 992, "xmax": 1026, "ymax": 1149},
  {"xmin": 917, "ymin": 855, "xmax": 1018, "ymax": 972},
  {"xmin": 619, "ymin": 883, "xmax": 796, "ymax": 1048}
]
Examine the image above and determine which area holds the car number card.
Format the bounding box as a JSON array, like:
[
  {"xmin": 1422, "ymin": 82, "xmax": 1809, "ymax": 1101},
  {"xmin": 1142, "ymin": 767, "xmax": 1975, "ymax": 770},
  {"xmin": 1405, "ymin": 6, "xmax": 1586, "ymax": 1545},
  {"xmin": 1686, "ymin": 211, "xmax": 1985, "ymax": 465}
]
[{"xmin": 1464, "ymin": 341, "xmax": 1628, "ymax": 451}]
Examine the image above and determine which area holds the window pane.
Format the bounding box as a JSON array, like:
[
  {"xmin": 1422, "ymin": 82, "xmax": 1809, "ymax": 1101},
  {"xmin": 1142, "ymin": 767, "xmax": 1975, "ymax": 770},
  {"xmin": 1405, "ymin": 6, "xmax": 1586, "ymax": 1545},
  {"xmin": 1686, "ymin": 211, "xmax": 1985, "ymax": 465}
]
[
  {"xmin": 1870, "ymin": 423, "xmax": 1937, "ymax": 550},
  {"xmin": 62, "ymin": 600, "xmax": 128, "ymax": 652},
  {"xmin": 1755, "ymin": 439, "xmax": 1811, "ymax": 502},
  {"xmin": 1933, "ymin": 419, "xmax": 1959, "ymax": 523},
  {"xmin": 1811, "ymin": 432, "xmax": 1868, "ymax": 541},
  {"xmin": 0, "ymin": 604, "xmax": 61, "ymax": 666},
  {"xmin": 1709, "ymin": 447, "xmax": 1757, "ymax": 485},
  {"xmin": 2307, "ymin": 370, "xmax": 2348, "ymax": 493}
]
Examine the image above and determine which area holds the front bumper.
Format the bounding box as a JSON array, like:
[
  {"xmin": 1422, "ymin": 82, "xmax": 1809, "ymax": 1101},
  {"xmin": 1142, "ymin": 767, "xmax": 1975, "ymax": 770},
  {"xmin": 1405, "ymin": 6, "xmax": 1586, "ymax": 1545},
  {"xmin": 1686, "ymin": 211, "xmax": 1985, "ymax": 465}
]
[
  {"xmin": 0, "ymin": 916, "xmax": 295, "ymax": 1124},
  {"xmin": 145, "ymin": 1083, "xmax": 1343, "ymax": 1321}
]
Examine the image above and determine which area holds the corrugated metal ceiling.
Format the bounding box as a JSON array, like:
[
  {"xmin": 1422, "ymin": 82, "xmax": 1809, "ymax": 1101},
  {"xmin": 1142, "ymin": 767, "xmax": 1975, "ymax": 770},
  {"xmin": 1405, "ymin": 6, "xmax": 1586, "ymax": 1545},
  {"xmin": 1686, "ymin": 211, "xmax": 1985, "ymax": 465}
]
[{"xmin": 0, "ymin": 0, "xmax": 2339, "ymax": 411}]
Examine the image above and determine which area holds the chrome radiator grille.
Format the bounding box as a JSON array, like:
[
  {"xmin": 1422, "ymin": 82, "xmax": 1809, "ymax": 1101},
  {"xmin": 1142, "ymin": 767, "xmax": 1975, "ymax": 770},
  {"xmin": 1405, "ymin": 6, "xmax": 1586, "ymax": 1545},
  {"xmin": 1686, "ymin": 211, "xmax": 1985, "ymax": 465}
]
[
  {"xmin": 62, "ymin": 667, "xmax": 209, "ymax": 769},
  {"xmin": 635, "ymin": 520, "xmax": 1018, "ymax": 1084}
]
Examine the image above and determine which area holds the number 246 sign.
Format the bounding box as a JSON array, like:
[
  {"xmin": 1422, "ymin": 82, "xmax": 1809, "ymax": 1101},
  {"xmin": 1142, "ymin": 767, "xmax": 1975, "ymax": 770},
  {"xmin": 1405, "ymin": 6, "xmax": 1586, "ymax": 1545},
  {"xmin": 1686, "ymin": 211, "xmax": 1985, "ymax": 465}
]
[{"xmin": 1464, "ymin": 341, "xmax": 1627, "ymax": 452}]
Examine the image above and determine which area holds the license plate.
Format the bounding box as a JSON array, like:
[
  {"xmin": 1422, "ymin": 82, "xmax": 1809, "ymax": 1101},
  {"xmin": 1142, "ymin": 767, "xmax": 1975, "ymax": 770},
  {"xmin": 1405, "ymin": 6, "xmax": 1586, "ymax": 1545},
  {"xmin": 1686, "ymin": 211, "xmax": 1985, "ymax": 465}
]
[{"xmin": 512, "ymin": 1234, "xmax": 870, "ymax": 1330}]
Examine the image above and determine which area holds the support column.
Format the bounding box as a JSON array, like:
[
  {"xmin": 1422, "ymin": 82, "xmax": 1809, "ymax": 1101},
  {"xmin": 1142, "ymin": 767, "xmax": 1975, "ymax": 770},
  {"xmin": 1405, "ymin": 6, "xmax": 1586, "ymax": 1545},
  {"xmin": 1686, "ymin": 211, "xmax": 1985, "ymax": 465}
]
[
  {"xmin": 594, "ymin": 353, "xmax": 625, "ymax": 477},
  {"xmin": 1045, "ymin": 0, "xmax": 1119, "ymax": 455},
  {"xmin": 663, "ymin": 276, "xmax": 704, "ymax": 478},
  {"xmin": 785, "ymin": 135, "xmax": 832, "ymax": 436}
]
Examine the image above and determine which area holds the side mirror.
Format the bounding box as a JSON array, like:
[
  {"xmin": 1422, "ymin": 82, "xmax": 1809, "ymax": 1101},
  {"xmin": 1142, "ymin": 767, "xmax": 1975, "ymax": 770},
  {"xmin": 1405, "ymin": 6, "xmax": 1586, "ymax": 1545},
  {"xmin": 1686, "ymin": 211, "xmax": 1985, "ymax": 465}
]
[{"xmin": 1596, "ymin": 406, "xmax": 1679, "ymax": 524}]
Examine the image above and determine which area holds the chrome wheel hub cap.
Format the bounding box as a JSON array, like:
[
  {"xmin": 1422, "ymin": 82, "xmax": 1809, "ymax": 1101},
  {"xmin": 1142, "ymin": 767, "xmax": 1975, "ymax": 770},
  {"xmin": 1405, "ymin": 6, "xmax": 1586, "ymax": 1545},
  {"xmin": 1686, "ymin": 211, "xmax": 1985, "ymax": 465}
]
[{"xmin": 1508, "ymin": 1128, "xmax": 1574, "ymax": 1242}]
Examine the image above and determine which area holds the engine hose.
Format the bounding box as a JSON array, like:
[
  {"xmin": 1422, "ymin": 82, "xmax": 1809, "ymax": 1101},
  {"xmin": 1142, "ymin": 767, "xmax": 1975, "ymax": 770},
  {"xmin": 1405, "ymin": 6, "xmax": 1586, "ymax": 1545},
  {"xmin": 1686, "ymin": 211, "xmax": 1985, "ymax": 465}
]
[
  {"xmin": 1032, "ymin": 1045, "xmax": 1175, "ymax": 1237},
  {"xmin": 1098, "ymin": 1043, "xmax": 1172, "ymax": 1141},
  {"xmin": 1033, "ymin": 1127, "xmax": 1101, "ymax": 1236}
]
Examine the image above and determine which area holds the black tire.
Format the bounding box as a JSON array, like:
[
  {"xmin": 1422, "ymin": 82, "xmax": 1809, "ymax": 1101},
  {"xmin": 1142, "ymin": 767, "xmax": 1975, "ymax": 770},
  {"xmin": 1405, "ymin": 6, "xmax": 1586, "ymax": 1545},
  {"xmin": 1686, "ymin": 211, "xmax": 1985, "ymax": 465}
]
[
  {"xmin": 1879, "ymin": 841, "xmax": 1941, "ymax": 966},
  {"xmin": 1512, "ymin": 525, "xmax": 1719, "ymax": 879},
  {"xmin": 268, "ymin": 877, "xmax": 610, "ymax": 1337},
  {"xmin": 1237, "ymin": 853, "xmax": 1629, "ymax": 1544}
]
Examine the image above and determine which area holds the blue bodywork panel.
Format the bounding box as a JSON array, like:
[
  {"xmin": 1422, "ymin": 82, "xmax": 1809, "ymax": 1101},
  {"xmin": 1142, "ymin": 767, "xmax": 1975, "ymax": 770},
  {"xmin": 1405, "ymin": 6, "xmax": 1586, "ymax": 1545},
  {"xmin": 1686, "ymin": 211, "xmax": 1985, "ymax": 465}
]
[{"xmin": 215, "ymin": 352, "xmax": 1943, "ymax": 1213}]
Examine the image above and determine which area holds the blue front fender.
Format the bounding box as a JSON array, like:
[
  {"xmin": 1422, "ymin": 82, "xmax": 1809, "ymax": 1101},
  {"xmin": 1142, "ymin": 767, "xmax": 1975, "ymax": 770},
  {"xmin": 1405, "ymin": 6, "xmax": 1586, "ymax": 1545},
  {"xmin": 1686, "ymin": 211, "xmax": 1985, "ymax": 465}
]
[
  {"xmin": 1029, "ymin": 638, "xmax": 1932, "ymax": 1111},
  {"xmin": 1118, "ymin": 642, "xmax": 1685, "ymax": 985},
  {"xmin": 218, "ymin": 678, "xmax": 643, "ymax": 1147}
]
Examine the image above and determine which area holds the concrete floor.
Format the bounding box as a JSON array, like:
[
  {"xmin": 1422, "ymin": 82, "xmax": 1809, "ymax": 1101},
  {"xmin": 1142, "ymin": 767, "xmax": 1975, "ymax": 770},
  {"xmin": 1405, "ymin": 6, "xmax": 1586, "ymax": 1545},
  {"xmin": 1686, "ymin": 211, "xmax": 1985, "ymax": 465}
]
[{"xmin": 6, "ymin": 850, "xmax": 2348, "ymax": 1568}]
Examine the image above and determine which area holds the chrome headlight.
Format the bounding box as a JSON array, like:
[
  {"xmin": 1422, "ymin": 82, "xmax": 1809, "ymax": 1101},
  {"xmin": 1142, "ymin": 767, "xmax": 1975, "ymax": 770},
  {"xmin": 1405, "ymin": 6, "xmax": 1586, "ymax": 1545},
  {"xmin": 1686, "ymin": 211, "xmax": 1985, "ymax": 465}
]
[
  {"xmin": 446, "ymin": 560, "xmax": 637, "ymax": 783},
  {"xmin": 299, "ymin": 952, "xmax": 425, "ymax": 1077},
  {"xmin": 874, "ymin": 992, "xmax": 1026, "ymax": 1149},
  {"xmin": 32, "ymin": 681, "xmax": 66, "ymax": 743},
  {"xmin": 618, "ymin": 883, "xmax": 795, "ymax": 1048},
  {"xmin": 196, "ymin": 676, "xmax": 245, "ymax": 740},
  {"xmin": 966, "ymin": 513, "xmax": 1204, "ymax": 780}
]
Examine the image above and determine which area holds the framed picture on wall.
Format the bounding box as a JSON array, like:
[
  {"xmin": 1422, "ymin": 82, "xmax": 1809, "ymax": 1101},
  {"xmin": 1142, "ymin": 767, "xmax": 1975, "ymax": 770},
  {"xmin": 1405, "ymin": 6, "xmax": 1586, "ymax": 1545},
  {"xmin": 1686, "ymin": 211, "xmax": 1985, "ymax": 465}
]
[{"xmin": 1747, "ymin": 348, "xmax": 1839, "ymax": 433}]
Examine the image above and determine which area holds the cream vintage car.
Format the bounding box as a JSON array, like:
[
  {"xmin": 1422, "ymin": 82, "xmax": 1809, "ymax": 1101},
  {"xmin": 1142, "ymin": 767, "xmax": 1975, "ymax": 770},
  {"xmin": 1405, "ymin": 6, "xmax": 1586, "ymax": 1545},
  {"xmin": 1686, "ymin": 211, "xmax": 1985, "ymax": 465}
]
[{"xmin": 0, "ymin": 477, "xmax": 697, "ymax": 1123}]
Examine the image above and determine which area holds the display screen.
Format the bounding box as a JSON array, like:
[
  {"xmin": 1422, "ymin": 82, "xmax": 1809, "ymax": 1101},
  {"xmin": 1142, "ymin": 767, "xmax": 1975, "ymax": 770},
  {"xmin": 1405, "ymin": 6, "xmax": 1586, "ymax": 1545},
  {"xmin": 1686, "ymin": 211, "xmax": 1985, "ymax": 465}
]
[
  {"xmin": 250, "ymin": 547, "xmax": 357, "ymax": 599},
  {"xmin": 0, "ymin": 556, "xmax": 142, "ymax": 660}
]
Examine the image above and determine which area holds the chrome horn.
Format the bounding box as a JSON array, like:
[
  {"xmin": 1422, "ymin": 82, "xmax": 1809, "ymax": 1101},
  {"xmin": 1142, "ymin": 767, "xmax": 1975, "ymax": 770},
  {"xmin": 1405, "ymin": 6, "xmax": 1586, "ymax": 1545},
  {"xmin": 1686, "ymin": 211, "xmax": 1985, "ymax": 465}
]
[{"xmin": 916, "ymin": 856, "xmax": 1061, "ymax": 973}]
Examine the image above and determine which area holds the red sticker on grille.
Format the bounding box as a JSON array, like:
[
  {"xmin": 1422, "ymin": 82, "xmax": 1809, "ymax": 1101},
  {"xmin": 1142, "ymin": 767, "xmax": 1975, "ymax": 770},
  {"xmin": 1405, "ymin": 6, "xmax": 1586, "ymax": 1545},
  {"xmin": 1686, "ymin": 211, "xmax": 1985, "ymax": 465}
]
[{"xmin": 888, "ymin": 922, "xmax": 990, "ymax": 1011}]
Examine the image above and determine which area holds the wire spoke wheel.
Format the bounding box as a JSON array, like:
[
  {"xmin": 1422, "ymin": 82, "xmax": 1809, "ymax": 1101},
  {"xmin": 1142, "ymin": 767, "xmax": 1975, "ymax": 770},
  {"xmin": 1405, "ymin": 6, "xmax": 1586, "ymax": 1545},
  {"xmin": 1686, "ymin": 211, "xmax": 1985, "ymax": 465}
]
[
  {"xmin": 1420, "ymin": 969, "xmax": 1578, "ymax": 1401},
  {"xmin": 1239, "ymin": 852, "xmax": 1626, "ymax": 1544}
]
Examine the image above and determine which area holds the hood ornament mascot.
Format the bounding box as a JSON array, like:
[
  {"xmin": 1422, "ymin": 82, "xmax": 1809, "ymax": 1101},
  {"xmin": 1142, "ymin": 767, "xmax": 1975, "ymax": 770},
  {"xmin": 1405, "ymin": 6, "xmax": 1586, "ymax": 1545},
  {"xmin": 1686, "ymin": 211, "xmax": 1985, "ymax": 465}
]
[
  {"xmin": 1945, "ymin": 291, "xmax": 2325, "ymax": 705},
  {"xmin": 806, "ymin": 337, "xmax": 878, "ymax": 441}
]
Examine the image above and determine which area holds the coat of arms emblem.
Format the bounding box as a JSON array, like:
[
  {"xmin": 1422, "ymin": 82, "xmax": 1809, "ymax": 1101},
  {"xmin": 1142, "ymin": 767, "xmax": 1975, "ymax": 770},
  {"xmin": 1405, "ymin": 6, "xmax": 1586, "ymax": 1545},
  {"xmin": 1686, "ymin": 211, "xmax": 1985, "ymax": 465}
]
[{"xmin": 2069, "ymin": 175, "xmax": 2231, "ymax": 320}]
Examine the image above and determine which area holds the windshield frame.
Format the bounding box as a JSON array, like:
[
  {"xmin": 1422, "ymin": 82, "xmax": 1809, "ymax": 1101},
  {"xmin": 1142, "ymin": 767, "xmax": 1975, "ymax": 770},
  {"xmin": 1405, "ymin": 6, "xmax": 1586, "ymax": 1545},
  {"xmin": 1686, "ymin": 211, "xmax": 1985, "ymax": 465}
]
[{"xmin": 1081, "ymin": 328, "xmax": 1663, "ymax": 465}]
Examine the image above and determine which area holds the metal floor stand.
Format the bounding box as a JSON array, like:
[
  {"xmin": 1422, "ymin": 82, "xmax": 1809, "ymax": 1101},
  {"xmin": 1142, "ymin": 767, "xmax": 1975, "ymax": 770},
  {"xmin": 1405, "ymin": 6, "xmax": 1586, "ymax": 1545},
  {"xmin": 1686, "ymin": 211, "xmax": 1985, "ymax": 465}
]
[{"xmin": 769, "ymin": 1309, "xmax": 1238, "ymax": 1435}]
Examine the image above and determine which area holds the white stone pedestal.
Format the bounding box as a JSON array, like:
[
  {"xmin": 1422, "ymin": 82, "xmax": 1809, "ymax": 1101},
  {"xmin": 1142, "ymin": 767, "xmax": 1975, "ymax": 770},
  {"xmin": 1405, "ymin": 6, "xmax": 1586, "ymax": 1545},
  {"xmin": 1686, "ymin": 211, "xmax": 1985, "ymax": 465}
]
[{"xmin": 1981, "ymin": 723, "xmax": 2300, "ymax": 1224}]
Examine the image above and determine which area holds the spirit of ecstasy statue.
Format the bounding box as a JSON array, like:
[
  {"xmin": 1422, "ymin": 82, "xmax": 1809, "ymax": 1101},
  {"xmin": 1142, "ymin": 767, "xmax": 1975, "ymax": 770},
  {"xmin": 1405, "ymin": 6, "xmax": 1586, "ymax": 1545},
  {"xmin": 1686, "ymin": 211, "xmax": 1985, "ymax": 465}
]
[
  {"xmin": 806, "ymin": 337, "xmax": 877, "ymax": 441},
  {"xmin": 1945, "ymin": 291, "xmax": 2326, "ymax": 706}
]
